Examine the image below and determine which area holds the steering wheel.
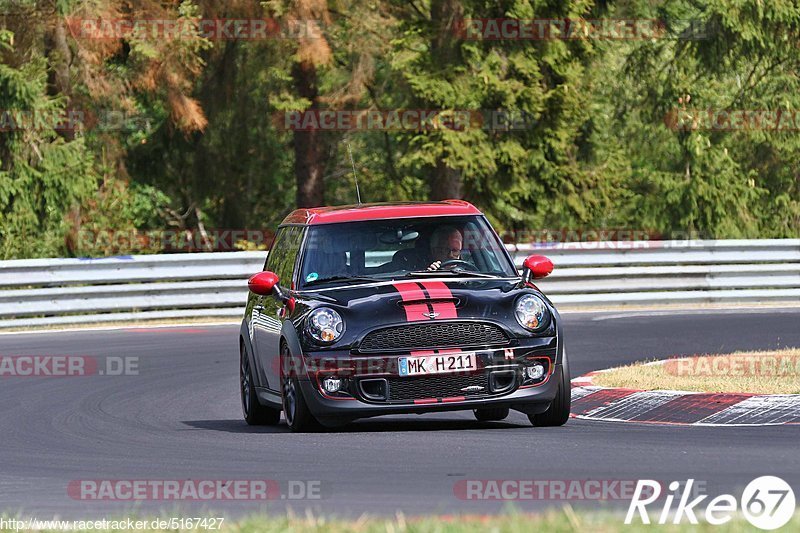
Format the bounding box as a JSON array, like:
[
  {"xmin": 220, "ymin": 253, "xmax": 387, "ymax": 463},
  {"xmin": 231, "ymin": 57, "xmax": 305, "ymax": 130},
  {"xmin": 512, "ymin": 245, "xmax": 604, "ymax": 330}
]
[{"xmin": 439, "ymin": 259, "xmax": 479, "ymax": 271}]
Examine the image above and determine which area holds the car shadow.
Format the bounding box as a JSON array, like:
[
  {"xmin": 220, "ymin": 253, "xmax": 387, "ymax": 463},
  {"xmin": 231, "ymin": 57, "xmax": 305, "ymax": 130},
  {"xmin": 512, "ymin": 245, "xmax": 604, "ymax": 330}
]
[
  {"xmin": 182, "ymin": 417, "xmax": 528, "ymax": 434},
  {"xmin": 336, "ymin": 418, "xmax": 527, "ymax": 433},
  {"xmin": 181, "ymin": 419, "xmax": 286, "ymax": 433}
]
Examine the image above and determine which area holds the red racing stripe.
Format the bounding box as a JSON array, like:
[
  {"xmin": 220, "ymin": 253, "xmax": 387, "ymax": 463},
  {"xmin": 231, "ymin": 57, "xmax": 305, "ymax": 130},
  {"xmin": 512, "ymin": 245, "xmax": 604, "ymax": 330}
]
[
  {"xmin": 419, "ymin": 281, "xmax": 458, "ymax": 319},
  {"xmin": 442, "ymin": 396, "xmax": 466, "ymax": 403},
  {"xmin": 392, "ymin": 281, "xmax": 429, "ymax": 322}
]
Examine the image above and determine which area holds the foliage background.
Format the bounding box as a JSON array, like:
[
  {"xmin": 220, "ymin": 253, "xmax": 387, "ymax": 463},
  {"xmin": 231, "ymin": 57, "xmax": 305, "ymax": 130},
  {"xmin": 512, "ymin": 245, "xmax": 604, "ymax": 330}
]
[{"xmin": 0, "ymin": 0, "xmax": 798, "ymax": 259}]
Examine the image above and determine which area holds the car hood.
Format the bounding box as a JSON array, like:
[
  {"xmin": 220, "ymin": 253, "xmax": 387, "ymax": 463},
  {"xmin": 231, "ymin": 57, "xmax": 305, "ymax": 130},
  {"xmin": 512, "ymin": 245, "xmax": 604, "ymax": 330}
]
[{"xmin": 293, "ymin": 277, "xmax": 555, "ymax": 348}]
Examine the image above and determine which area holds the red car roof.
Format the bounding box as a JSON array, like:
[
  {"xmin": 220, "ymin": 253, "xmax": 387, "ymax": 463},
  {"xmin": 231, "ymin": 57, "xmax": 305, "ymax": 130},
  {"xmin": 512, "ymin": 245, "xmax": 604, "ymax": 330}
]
[{"xmin": 280, "ymin": 200, "xmax": 482, "ymax": 225}]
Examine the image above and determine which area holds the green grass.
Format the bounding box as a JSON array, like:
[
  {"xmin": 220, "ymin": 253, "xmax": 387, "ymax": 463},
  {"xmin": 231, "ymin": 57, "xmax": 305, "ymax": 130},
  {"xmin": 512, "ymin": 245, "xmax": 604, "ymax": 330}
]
[{"xmin": 3, "ymin": 510, "xmax": 800, "ymax": 533}]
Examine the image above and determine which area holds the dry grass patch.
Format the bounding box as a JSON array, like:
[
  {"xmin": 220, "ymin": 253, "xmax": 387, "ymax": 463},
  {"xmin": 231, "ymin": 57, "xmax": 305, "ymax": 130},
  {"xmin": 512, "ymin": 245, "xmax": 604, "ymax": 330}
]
[{"xmin": 591, "ymin": 348, "xmax": 800, "ymax": 394}]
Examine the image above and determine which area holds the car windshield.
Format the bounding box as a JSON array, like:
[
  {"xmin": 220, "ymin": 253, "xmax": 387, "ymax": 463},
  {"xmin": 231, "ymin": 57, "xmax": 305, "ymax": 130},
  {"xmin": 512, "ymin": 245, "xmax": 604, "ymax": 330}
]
[{"xmin": 298, "ymin": 215, "xmax": 517, "ymax": 288}]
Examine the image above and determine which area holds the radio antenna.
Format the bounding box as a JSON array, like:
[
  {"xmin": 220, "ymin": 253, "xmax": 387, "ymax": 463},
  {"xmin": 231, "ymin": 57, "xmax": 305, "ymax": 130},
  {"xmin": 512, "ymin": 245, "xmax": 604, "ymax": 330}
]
[{"xmin": 347, "ymin": 142, "xmax": 362, "ymax": 205}]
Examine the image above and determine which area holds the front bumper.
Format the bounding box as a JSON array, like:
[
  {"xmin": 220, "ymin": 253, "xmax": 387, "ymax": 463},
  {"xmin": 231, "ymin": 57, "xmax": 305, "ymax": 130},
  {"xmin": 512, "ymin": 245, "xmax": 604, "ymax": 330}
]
[
  {"xmin": 297, "ymin": 338, "xmax": 561, "ymax": 422},
  {"xmin": 301, "ymin": 366, "xmax": 562, "ymax": 422}
]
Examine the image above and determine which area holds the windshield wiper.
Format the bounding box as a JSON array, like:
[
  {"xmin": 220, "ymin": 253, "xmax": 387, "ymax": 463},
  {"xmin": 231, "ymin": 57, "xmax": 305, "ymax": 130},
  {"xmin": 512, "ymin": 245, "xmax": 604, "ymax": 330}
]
[
  {"xmin": 403, "ymin": 270, "xmax": 447, "ymax": 277},
  {"xmin": 304, "ymin": 275, "xmax": 376, "ymax": 287},
  {"xmin": 403, "ymin": 269, "xmax": 496, "ymax": 278},
  {"xmin": 449, "ymin": 268, "xmax": 496, "ymax": 278}
]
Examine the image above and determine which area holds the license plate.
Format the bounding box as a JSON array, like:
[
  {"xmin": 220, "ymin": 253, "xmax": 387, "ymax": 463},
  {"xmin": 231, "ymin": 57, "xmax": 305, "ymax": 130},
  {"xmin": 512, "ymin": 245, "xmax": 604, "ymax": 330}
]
[{"xmin": 398, "ymin": 353, "xmax": 477, "ymax": 376}]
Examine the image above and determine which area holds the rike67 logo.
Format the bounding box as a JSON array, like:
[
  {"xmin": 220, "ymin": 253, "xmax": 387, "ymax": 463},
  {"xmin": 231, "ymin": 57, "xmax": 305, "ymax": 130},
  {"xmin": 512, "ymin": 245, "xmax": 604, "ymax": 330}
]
[{"xmin": 626, "ymin": 476, "xmax": 795, "ymax": 530}]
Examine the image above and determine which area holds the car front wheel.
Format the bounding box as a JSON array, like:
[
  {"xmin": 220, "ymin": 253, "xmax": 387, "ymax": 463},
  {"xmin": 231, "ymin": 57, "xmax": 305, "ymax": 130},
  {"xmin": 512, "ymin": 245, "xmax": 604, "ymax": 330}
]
[
  {"xmin": 529, "ymin": 347, "xmax": 571, "ymax": 427},
  {"xmin": 240, "ymin": 349, "xmax": 281, "ymax": 426},
  {"xmin": 281, "ymin": 346, "xmax": 322, "ymax": 432}
]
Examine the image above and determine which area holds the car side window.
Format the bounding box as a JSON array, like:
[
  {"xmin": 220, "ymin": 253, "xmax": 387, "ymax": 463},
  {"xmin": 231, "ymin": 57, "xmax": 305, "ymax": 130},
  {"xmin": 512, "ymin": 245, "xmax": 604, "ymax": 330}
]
[
  {"xmin": 266, "ymin": 226, "xmax": 304, "ymax": 288},
  {"xmin": 267, "ymin": 228, "xmax": 293, "ymax": 282},
  {"xmin": 265, "ymin": 228, "xmax": 287, "ymax": 272}
]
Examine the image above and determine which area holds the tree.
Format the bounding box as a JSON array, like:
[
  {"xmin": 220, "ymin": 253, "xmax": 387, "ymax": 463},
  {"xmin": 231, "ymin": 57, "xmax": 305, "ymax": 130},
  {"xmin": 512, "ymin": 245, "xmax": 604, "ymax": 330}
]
[
  {"xmin": 0, "ymin": 29, "xmax": 95, "ymax": 258},
  {"xmin": 608, "ymin": 0, "xmax": 800, "ymax": 238}
]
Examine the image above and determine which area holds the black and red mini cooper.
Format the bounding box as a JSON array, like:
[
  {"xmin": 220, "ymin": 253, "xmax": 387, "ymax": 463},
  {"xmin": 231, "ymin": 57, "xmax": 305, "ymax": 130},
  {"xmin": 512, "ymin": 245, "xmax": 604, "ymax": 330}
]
[{"xmin": 239, "ymin": 201, "xmax": 570, "ymax": 431}]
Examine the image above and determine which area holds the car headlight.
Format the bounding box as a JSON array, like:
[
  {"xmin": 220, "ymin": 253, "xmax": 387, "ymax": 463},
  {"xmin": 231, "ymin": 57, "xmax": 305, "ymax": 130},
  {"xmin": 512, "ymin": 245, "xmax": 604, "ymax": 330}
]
[
  {"xmin": 306, "ymin": 307, "xmax": 344, "ymax": 343},
  {"xmin": 515, "ymin": 294, "xmax": 549, "ymax": 332}
]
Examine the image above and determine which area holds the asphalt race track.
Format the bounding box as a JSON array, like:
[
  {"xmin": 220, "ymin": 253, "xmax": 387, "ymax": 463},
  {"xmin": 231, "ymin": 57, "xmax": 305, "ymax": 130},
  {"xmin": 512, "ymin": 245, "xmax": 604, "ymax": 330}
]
[{"xmin": 2, "ymin": 309, "xmax": 800, "ymax": 519}]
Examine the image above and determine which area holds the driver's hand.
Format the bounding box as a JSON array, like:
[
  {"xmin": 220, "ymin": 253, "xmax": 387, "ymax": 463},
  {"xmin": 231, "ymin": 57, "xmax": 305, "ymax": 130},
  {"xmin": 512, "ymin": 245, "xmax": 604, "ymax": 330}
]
[{"xmin": 426, "ymin": 261, "xmax": 441, "ymax": 271}]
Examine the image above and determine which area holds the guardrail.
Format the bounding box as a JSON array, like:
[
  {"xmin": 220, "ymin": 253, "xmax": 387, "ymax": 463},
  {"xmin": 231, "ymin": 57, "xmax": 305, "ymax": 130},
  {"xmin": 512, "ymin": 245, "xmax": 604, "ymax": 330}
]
[{"xmin": 1, "ymin": 240, "xmax": 798, "ymax": 328}]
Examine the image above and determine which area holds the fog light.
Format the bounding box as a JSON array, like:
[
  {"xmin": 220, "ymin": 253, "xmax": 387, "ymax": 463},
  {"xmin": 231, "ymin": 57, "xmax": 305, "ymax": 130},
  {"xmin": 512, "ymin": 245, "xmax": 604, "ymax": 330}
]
[
  {"xmin": 526, "ymin": 364, "xmax": 546, "ymax": 380},
  {"xmin": 322, "ymin": 377, "xmax": 343, "ymax": 394}
]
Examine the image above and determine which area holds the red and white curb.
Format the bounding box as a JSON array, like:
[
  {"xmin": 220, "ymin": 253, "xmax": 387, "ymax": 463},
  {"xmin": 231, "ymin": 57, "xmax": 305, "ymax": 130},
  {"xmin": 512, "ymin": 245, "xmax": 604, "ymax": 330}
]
[{"xmin": 570, "ymin": 366, "xmax": 800, "ymax": 426}]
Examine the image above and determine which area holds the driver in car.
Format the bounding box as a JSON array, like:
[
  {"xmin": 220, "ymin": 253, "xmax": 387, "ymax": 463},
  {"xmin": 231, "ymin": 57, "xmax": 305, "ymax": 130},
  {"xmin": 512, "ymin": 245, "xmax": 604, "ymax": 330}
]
[{"xmin": 426, "ymin": 225, "xmax": 463, "ymax": 271}]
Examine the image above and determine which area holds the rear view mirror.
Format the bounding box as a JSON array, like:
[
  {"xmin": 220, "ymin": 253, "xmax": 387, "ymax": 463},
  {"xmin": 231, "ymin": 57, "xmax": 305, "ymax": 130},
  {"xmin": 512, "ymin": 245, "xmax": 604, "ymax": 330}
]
[
  {"xmin": 379, "ymin": 228, "xmax": 419, "ymax": 244},
  {"xmin": 522, "ymin": 255, "xmax": 554, "ymax": 280},
  {"xmin": 248, "ymin": 271, "xmax": 279, "ymax": 295}
]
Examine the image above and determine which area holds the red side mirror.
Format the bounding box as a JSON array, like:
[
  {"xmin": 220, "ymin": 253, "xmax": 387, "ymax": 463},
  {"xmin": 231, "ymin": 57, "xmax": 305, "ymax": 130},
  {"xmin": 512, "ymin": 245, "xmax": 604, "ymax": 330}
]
[
  {"xmin": 523, "ymin": 255, "xmax": 554, "ymax": 280},
  {"xmin": 248, "ymin": 271, "xmax": 279, "ymax": 295}
]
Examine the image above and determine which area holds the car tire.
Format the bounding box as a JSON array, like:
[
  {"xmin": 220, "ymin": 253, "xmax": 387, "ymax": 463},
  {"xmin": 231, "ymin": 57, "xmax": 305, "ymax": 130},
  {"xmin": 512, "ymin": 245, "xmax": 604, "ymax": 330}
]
[
  {"xmin": 281, "ymin": 346, "xmax": 323, "ymax": 433},
  {"xmin": 240, "ymin": 348, "xmax": 281, "ymax": 426},
  {"xmin": 473, "ymin": 407, "xmax": 510, "ymax": 421},
  {"xmin": 529, "ymin": 347, "xmax": 571, "ymax": 427}
]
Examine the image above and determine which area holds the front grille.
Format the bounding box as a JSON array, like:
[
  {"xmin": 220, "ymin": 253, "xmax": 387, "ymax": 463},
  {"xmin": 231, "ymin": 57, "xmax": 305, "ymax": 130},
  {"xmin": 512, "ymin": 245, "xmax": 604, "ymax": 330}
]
[
  {"xmin": 358, "ymin": 322, "xmax": 509, "ymax": 352},
  {"xmin": 385, "ymin": 373, "xmax": 490, "ymax": 402}
]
